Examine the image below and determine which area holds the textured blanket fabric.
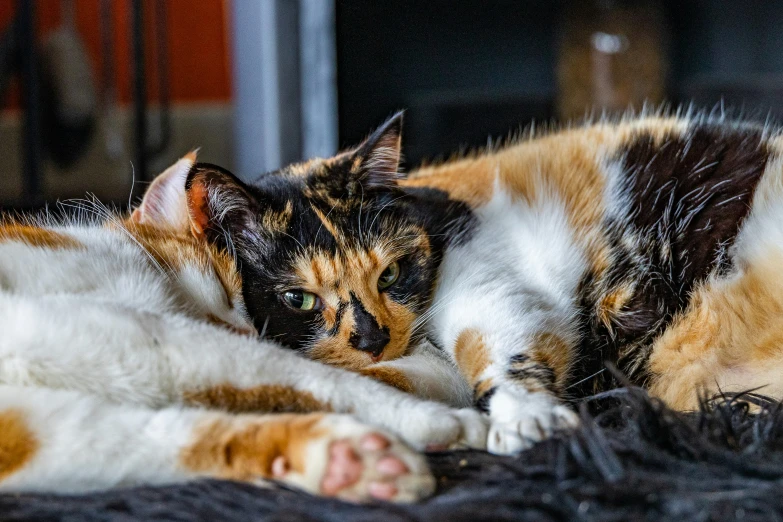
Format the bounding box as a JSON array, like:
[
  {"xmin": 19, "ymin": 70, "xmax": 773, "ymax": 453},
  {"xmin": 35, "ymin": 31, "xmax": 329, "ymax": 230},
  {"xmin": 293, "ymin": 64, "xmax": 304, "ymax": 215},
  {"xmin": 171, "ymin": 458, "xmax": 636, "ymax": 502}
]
[{"xmin": 2, "ymin": 388, "xmax": 782, "ymax": 521}]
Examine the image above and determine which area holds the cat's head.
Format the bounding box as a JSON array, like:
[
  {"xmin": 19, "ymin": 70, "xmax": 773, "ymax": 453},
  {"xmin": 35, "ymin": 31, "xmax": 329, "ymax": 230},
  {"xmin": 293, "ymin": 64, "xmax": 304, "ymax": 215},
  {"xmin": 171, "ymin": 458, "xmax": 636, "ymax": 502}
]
[{"xmin": 136, "ymin": 114, "xmax": 467, "ymax": 369}]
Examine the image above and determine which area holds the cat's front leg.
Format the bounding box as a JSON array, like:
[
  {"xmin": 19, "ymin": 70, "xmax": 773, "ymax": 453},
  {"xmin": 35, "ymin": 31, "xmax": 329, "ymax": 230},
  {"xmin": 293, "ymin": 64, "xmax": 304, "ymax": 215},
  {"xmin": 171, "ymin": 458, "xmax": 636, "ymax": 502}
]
[
  {"xmin": 431, "ymin": 192, "xmax": 587, "ymax": 454},
  {"xmin": 447, "ymin": 328, "xmax": 580, "ymax": 455},
  {"xmin": 359, "ymin": 340, "xmax": 474, "ymax": 408},
  {"xmin": 0, "ymin": 385, "xmax": 435, "ymax": 502},
  {"xmin": 161, "ymin": 322, "xmax": 488, "ymax": 452}
]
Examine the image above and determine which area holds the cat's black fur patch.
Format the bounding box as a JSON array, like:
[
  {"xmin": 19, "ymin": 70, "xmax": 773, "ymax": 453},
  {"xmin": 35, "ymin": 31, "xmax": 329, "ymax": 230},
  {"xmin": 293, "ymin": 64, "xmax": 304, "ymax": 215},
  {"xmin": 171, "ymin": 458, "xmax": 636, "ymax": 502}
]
[
  {"xmin": 571, "ymin": 121, "xmax": 771, "ymax": 395},
  {"xmin": 474, "ymin": 384, "xmax": 496, "ymax": 414},
  {"xmin": 507, "ymin": 353, "xmax": 558, "ymax": 394}
]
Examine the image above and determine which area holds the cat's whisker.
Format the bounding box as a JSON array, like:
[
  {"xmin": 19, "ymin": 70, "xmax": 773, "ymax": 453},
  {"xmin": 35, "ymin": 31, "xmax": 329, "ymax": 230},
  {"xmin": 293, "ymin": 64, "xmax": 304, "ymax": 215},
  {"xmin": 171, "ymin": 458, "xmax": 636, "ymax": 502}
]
[
  {"xmin": 358, "ymin": 185, "xmax": 365, "ymax": 245},
  {"xmin": 314, "ymin": 201, "xmax": 339, "ymax": 243},
  {"xmin": 57, "ymin": 198, "xmax": 175, "ymax": 281},
  {"xmin": 279, "ymin": 231, "xmax": 306, "ymax": 252},
  {"xmin": 409, "ymin": 284, "xmax": 467, "ymax": 335},
  {"xmin": 367, "ymin": 195, "xmax": 408, "ymax": 236}
]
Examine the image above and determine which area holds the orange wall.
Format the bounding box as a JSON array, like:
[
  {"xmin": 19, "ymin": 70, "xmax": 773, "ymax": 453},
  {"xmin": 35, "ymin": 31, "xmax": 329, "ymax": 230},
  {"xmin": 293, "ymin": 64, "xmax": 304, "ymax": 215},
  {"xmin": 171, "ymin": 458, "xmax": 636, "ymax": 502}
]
[{"xmin": 0, "ymin": 0, "xmax": 232, "ymax": 110}]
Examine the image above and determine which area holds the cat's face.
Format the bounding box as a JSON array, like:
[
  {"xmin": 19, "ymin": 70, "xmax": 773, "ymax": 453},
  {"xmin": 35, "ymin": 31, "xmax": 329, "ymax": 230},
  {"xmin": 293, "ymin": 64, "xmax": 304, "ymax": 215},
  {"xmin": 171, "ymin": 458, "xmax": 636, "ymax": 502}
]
[{"xmin": 180, "ymin": 114, "xmax": 467, "ymax": 369}]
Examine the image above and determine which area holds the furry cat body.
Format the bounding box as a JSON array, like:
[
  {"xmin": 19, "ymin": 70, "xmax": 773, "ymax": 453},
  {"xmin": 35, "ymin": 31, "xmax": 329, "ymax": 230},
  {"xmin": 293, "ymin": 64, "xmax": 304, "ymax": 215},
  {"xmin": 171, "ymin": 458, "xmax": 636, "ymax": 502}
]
[
  {"xmin": 0, "ymin": 156, "xmax": 487, "ymax": 501},
  {"xmin": 194, "ymin": 112, "xmax": 783, "ymax": 455},
  {"xmin": 403, "ymin": 113, "xmax": 783, "ymax": 452}
]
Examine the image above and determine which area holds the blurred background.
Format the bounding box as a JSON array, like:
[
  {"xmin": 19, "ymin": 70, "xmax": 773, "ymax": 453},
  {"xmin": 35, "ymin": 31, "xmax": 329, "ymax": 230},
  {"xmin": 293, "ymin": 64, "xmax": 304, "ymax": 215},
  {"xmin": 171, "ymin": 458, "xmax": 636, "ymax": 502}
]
[{"xmin": 1, "ymin": 0, "xmax": 782, "ymax": 209}]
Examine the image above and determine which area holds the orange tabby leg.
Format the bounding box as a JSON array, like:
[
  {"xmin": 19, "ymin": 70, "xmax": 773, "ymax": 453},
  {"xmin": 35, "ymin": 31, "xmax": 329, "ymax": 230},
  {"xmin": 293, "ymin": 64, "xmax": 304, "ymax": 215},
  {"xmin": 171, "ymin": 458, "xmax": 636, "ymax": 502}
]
[{"xmin": 183, "ymin": 412, "xmax": 435, "ymax": 502}]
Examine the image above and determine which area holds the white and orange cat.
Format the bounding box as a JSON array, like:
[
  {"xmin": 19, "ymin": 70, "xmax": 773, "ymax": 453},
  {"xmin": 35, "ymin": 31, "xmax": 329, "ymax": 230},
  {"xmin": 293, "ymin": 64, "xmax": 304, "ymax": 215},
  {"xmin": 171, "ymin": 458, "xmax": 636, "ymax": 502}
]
[{"xmin": 0, "ymin": 154, "xmax": 487, "ymax": 503}]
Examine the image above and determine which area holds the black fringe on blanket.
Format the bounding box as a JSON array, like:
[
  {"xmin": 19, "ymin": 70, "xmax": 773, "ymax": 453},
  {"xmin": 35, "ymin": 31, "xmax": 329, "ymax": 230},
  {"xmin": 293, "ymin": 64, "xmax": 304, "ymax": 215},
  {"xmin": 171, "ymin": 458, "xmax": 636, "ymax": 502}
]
[{"xmin": 3, "ymin": 387, "xmax": 783, "ymax": 522}]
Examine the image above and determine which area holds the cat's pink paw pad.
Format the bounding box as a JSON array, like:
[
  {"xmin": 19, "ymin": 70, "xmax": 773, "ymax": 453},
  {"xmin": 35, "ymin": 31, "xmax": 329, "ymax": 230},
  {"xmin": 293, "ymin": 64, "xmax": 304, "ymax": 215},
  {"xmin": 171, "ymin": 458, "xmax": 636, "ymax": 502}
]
[
  {"xmin": 276, "ymin": 417, "xmax": 436, "ymax": 503},
  {"xmin": 316, "ymin": 432, "xmax": 424, "ymax": 501},
  {"xmin": 320, "ymin": 440, "xmax": 364, "ymax": 494}
]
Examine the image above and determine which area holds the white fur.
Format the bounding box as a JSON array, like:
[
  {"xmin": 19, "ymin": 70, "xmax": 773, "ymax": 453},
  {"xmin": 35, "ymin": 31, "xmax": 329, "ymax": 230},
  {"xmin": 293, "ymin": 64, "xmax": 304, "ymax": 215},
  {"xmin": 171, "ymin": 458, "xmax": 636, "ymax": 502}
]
[
  {"xmin": 431, "ymin": 183, "xmax": 586, "ymax": 353},
  {"xmin": 732, "ymin": 152, "xmax": 783, "ymax": 266},
  {"xmin": 0, "ymin": 385, "xmax": 198, "ymax": 492},
  {"xmin": 428, "ymin": 182, "xmax": 587, "ymax": 454},
  {"xmin": 0, "ymin": 211, "xmax": 486, "ymax": 494}
]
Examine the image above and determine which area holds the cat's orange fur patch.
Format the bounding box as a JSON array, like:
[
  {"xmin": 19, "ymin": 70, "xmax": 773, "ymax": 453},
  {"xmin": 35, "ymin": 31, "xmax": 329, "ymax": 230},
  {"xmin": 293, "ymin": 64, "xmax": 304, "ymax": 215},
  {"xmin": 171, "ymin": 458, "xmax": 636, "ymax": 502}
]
[
  {"xmin": 648, "ymin": 250, "xmax": 783, "ymax": 410},
  {"xmin": 310, "ymin": 204, "xmax": 340, "ymax": 240},
  {"xmin": 259, "ymin": 201, "xmax": 294, "ymax": 233},
  {"xmin": 530, "ymin": 333, "xmax": 572, "ymax": 392},
  {"xmin": 181, "ymin": 413, "xmax": 326, "ymax": 480},
  {"xmin": 0, "ymin": 409, "xmax": 38, "ymax": 482},
  {"xmin": 286, "ymin": 158, "xmax": 322, "ymax": 178},
  {"xmin": 475, "ymin": 378, "xmax": 495, "ymax": 398},
  {"xmin": 0, "ymin": 225, "xmax": 80, "ymax": 250},
  {"xmin": 360, "ymin": 366, "xmax": 414, "ymax": 393},
  {"xmin": 597, "ymin": 284, "xmax": 634, "ymax": 331},
  {"xmin": 453, "ymin": 329, "xmax": 490, "ymax": 386},
  {"xmin": 183, "ymin": 384, "xmax": 332, "ymax": 414}
]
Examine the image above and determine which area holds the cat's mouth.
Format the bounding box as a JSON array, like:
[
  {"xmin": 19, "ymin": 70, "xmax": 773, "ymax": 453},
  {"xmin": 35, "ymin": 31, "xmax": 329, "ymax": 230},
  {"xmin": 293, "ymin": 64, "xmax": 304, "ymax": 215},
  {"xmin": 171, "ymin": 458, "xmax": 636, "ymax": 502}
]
[{"xmin": 370, "ymin": 329, "xmax": 411, "ymax": 364}]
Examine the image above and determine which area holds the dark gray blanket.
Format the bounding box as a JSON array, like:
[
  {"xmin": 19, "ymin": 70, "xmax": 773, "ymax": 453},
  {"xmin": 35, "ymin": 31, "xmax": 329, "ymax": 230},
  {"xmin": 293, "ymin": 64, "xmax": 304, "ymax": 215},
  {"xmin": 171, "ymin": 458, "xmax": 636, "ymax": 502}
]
[{"xmin": 2, "ymin": 388, "xmax": 782, "ymax": 521}]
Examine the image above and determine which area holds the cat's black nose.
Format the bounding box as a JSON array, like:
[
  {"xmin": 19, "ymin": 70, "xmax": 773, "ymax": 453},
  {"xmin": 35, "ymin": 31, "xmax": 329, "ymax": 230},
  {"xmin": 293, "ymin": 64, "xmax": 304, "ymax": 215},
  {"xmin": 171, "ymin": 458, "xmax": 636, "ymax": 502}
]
[
  {"xmin": 350, "ymin": 329, "xmax": 391, "ymax": 358},
  {"xmin": 349, "ymin": 293, "xmax": 391, "ymax": 358}
]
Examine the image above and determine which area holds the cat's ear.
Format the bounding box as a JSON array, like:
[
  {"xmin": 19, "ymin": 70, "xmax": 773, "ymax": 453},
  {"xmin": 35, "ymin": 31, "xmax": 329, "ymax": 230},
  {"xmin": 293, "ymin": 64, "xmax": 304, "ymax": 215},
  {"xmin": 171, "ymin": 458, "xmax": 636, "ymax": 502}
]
[
  {"xmin": 185, "ymin": 163, "xmax": 258, "ymax": 244},
  {"xmin": 351, "ymin": 111, "xmax": 404, "ymax": 190},
  {"xmin": 131, "ymin": 151, "xmax": 197, "ymax": 231}
]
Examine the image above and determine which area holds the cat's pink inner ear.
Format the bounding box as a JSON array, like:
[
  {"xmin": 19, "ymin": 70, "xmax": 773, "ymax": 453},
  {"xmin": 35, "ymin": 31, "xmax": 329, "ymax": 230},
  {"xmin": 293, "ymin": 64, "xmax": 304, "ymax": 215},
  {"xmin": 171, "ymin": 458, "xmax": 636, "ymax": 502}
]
[
  {"xmin": 129, "ymin": 207, "xmax": 143, "ymax": 223},
  {"xmin": 365, "ymin": 129, "xmax": 402, "ymax": 177},
  {"xmin": 134, "ymin": 151, "xmax": 198, "ymax": 231},
  {"xmin": 185, "ymin": 165, "xmax": 256, "ymax": 244},
  {"xmin": 186, "ymin": 177, "xmax": 210, "ymax": 240}
]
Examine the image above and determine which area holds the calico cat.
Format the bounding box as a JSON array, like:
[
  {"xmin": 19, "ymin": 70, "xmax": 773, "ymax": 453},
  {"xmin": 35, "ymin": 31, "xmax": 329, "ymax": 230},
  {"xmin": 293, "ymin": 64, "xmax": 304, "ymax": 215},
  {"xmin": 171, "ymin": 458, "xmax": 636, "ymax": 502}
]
[
  {"xmin": 0, "ymin": 154, "xmax": 487, "ymax": 502},
  {"xmin": 184, "ymin": 110, "xmax": 783, "ymax": 455}
]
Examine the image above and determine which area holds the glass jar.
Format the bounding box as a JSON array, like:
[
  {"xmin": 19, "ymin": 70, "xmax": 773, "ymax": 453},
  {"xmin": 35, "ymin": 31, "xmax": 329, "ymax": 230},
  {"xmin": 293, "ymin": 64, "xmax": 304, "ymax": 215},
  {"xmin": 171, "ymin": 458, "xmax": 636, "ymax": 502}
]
[{"xmin": 557, "ymin": 0, "xmax": 669, "ymax": 121}]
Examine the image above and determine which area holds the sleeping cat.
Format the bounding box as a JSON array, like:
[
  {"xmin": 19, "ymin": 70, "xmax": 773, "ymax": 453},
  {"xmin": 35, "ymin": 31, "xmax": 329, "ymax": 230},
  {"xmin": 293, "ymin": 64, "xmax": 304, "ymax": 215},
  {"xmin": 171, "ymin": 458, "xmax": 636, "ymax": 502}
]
[
  {"xmin": 0, "ymin": 154, "xmax": 487, "ymax": 502},
  {"xmin": 181, "ymin": 110, "xmax": 783, "ymax": 455}
]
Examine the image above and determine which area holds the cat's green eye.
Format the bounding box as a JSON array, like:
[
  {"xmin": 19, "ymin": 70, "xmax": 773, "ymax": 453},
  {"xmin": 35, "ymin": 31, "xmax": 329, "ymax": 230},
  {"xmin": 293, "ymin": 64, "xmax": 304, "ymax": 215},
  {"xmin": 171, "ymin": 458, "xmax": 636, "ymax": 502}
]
[
  {"xmin": 282, "ymin": 290, "xmax": 321, "ymax": 311},
  {"xmin": 378, "ymin": 261, "xmax": 400, "ymax": 290}
]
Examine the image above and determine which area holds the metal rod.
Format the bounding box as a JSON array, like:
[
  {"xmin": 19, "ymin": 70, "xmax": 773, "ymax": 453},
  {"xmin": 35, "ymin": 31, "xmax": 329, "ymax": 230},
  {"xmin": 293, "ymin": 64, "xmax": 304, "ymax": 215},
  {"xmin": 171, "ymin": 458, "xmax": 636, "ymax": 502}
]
[
  {"xmin": 147, "ymin": 0, "xmax": 170, "ymax": 156},
  {"xmin": 131, "ymin": 0, "xmax": 147, "ymax": 194},
  {"xmin": 18, "ymin": 0, "xmax": 42, "ymax": 205}
]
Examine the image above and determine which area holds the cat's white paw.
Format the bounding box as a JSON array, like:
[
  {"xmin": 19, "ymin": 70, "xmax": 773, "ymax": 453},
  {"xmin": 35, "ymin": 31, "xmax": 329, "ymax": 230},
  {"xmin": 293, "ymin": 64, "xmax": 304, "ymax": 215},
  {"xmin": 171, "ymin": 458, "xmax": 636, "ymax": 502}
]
[
  {"xmin": 380, "ymin": 398, "xmax": 488, "ymax": 451},
  {"xmin": 454, "ymin": 407, "xmax": 489, "ymax": 450},
  {"xmin": 486, "ymin": 388, "xmax": 579, "ymax": 455},
  {"xmin": 274, "ymin": 414, "xmax": 436, "ymax": 503}
]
